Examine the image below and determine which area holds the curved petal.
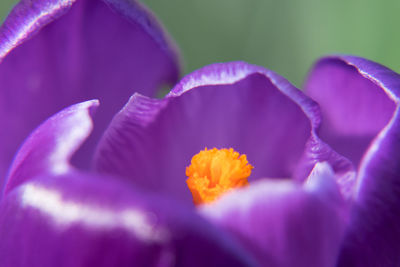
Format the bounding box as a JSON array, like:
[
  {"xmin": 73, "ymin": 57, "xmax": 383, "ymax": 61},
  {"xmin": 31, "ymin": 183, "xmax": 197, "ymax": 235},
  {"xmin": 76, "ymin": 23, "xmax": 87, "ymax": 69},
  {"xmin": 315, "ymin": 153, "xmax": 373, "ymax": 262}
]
[
  {"xmin": 0, "ymin": 171, "xmax": 256, "ymax": 266},
  {"xmin": 95, "ymin": 62, "xmax": 348, "ymax": 203},
  {"xmin": 305, "ymin": 55, "xmax": 400, "ymax": 266},
  {"xmin": 0, "ymin": 0, "xmax": 180, "ymax": 183},
  {"xmin": 4, "ymin": 100, "xmax": 98, "ymax": 196},
  {"xmin": 200, "ymin": 162, "xmax": 348, "ymax": 267},
  {"xmin": 304, "ymin": 55, "xmax": 398, "ymax": 167},
  {"xmin": 339, "ymin": 109, "xmax": 400, "ymax": 267}
]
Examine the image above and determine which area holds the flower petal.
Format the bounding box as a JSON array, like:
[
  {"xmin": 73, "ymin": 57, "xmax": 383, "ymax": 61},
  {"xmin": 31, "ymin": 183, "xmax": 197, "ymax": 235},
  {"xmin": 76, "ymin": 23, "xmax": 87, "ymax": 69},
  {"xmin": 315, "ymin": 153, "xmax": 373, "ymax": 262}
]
[
  {"xmin": 0, "ymin": 171, "xmax": 256, "ymax": 266},
  {"xmin": 305, "ymin": 55, "xmax": 400, "ymax": 266},
  {"xmin": 94, "ymin": 62, "xmax": 336, "ymax": 202},
  {"xmin": 4, "ymin": 100, "xmax": 98, "ymax": 196},
  {"xmin": 304, "ymin": 55, "xmax": 398, "ymax": 167},
  {"xmin": 0, "ymin": 0, "xmax": 180, "ymax": 183},
  {"xmin": 339, "ymin": 111, "xmax": 400, "ymax": 266},
  {"xmin": 308, "ymin": 57, "xmax": 400, "ymax": 266},
  {"xmin": 201, "ymin": 162, "xmax": 348, "ymax": 267}
]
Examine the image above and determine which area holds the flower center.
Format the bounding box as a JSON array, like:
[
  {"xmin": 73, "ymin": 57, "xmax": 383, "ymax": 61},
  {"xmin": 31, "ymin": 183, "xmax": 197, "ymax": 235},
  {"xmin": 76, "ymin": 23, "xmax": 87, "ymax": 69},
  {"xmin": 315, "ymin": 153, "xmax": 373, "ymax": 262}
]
[{"xmin": 186, "ymin": 148, "xmax": 253, "ymax": 205}]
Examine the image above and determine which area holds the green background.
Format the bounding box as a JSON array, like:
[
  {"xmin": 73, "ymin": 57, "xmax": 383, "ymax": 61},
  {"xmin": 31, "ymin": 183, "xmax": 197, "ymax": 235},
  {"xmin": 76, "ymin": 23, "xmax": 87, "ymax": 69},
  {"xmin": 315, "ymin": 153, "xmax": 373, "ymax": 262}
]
[{"xmin": 1, "ymin": 0, "xmax": 400, "ymax": 87}]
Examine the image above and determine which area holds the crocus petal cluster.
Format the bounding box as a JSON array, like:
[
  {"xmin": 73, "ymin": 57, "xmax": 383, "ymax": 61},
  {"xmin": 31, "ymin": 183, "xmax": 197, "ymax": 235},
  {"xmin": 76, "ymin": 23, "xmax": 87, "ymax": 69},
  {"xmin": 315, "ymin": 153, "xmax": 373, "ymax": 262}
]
[
  {"xmin": 0, "ymin": 0, "xmax": 180, "ymax": 187},
  {"xmin": 1, "ymin": 1, "xmax": 400, "ymax": 267}
]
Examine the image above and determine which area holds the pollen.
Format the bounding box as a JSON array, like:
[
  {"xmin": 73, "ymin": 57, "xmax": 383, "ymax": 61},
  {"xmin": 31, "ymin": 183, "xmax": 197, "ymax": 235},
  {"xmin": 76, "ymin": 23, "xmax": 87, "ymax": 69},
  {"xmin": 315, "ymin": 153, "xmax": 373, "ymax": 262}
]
[{"xmin": 186, "ymin": 148, "xmax": 253, "ymax": 205}]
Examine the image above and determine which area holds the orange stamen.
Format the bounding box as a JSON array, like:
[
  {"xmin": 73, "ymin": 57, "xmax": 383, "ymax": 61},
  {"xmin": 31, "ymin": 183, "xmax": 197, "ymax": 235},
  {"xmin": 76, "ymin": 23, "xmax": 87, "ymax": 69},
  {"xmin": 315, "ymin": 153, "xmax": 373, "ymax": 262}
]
[{"xmin": 186, "ymin": 148, "xmax": 253, "ymax": 205}]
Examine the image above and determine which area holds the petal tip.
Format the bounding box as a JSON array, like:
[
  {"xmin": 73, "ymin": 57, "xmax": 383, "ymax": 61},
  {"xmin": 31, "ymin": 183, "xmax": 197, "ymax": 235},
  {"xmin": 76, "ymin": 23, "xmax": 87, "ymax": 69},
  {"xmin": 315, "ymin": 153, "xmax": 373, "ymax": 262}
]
[{"xmin": 4, "ymin": 100, "xmax": 99, "ymax": 195}]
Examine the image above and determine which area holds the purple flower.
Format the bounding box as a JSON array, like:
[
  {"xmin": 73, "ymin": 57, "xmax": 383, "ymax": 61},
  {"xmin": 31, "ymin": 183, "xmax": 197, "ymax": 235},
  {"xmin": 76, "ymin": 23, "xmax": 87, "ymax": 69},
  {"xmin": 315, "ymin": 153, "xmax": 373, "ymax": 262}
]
[{"xmin": 1, "ymin": 1, "xmax": 400, "ymax": 267}]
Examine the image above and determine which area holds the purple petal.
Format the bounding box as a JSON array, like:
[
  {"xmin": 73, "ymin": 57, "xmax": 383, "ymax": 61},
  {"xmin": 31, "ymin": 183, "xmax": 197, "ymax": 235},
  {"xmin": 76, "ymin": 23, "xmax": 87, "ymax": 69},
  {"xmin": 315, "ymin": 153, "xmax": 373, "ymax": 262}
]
[
  {"xmin": 339, "ymin": 113, "xmax": 400, "ymax": 266},
  {"xmin": 307, "ymin": 56, "xmax": 400, "ymax": 266},
  {"xmin": 94, "ymin": 62, "xmax": 335, "ymax": 202},
  {"xmin": 4, "ymin": 100, "xmax": 98, "ymax": 196},
  {"xmin": 0, "ymin": 0, "xmax": 180, "ymax": 185},
  {"xmin": 304, "ymin": 55, "xmax": 397, "ymax": 168},
  {"xmin": 201, "ymin": 162, "xmax": 348, "ymax": 267},
  {"xmin": 0, "ymin": 171, "xmax": 256, "ymax": 266},
  {"xmin": 305, "ymin": 55, "xmax": 400, "ymax": 265}
]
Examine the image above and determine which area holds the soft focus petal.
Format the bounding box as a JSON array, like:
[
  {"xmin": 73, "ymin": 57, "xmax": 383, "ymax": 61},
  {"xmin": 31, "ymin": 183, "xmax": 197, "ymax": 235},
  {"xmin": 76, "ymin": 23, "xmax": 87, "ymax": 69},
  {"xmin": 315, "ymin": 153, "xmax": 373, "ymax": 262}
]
[
  {"xmin": 4, "ymin": 99, "xmax": 98, "ymax": 196},
  {"xmin": 339, "ymin": 110, "xmax": 400, "ymax": 267},
  {"xmin": 0, "ymin": 0, "xmax": 180, "ymax": 185},
  {"xmin": 304, "ymin": 55, "xmax": 397, "ymax": 167},
  {"xmin": 201, "ymin": 162, "xmax": 348, "ymax": 267},
  {"xmin": 306, "ymin": 57, "xmax": 400, "ymax": 266},
  {"xmin": 305, "ymin": 55, "xmax": 400, "ymax": 266},
  {"xmin": 0, "ymin": 172, "xmax": 256, "ymax": 266},
  {"xmin": 94, "ymin": 62, "xmax": 347, "ymax": 202}
]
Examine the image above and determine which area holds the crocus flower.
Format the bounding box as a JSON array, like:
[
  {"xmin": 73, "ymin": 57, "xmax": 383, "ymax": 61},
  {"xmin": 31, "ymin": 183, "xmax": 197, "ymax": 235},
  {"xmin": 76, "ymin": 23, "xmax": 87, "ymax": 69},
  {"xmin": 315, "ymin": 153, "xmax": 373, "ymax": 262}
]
[{"xmin": 1, "ymin": 1, "xmax": 400, "ymax": 267}]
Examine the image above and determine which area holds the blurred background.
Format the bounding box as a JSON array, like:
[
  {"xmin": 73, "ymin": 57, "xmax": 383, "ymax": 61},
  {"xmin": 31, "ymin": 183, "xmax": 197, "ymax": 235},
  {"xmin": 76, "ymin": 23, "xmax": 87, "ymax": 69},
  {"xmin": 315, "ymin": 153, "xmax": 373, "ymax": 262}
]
[{"xmin": 1, "ymin": 0, "xmax": 400, "ymax": 87}]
